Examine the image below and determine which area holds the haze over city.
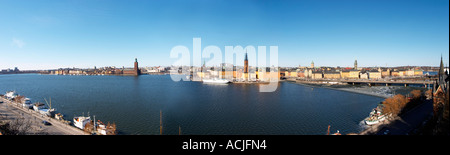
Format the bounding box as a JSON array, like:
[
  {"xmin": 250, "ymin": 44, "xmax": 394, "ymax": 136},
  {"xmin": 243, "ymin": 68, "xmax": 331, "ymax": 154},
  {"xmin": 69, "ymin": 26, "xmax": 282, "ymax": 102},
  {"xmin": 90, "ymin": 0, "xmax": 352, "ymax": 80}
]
[{"xmin": 0, "ymin": 0, "xmax": 448, "ymax": 70}]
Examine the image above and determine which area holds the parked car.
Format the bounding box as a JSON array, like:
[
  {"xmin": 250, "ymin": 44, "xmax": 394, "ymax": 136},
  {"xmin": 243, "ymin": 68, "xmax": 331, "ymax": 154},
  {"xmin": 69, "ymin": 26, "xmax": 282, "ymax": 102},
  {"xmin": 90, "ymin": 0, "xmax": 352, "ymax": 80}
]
[{"xmin": 42, "ymin": 120, "xmax": 52, "ymax": 126}]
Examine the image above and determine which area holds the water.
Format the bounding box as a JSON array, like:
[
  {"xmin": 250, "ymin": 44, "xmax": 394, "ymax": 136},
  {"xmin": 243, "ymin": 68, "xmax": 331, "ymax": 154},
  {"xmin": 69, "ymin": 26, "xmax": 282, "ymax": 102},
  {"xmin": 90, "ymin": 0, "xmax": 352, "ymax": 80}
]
[{"xmin": 0, "ymin": 74, "xmax": 384, "ymax": 135}]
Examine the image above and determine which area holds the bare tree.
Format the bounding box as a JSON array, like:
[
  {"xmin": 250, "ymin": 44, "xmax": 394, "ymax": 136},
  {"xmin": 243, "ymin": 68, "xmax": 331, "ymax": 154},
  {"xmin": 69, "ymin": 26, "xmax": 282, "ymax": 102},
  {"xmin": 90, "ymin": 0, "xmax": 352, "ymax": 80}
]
[{"xmin": 0, "ymin": 113, "xmax": 33, "ymax": 135}]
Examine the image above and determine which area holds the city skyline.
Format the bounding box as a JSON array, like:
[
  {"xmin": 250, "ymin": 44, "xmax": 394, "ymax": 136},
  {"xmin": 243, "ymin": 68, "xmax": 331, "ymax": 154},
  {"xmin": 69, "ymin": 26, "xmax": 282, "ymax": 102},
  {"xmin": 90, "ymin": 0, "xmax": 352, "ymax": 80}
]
[{"xmin": 0, "ymin": 0, "xmax": 449, "ymax": 70}]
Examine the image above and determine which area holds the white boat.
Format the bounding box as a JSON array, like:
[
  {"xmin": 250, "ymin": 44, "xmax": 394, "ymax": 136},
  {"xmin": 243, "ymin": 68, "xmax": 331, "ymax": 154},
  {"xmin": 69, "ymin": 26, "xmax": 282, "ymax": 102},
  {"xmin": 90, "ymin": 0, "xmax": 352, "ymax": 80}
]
[
  {"xmin": 364, "ymin": 106, "xmax": 386, "ymax": 125},
  {"xmin": 33, "ymin": 102, "xmax": 55, "ymax": 117},
  {"xmin": 73, "ymin": 116, "xmax": 91, "ymax": 130},
  {"xmin": 39, "ymin": 108, "xmax": 55, "ymax": 117},
  {"xmin": 33, "ymin": 102, "xmax": 46, "ymax": 112},
  {"xmin": 5, "ymin": 91, "xmax": 18, "ymax": 99},
  {"xmin": 202, "ymin": 79, "xmax": 230, "ymax": 84},
  {"xmin": 22, "ymin": 98, "xmax": 33, "ymax": 109},
  {"xmin": 364, "ymin": 115, "xmax": 386, "ymax": 125}
]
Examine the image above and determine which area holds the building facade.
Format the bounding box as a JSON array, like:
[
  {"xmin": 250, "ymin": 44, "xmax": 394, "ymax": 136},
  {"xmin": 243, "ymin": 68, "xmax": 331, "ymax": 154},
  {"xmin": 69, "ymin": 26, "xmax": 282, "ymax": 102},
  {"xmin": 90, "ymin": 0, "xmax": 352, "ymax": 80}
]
[
  {"xmin": 349, "ymin": 70, "xmax": 360, "ymax": 79},
  {"xmin": 324, "ymin": 72, "xmax": 341, "ymax": 79},
  {"xmin": 123, "ymin": 58, "xmax": 141, "ymax": 76}
]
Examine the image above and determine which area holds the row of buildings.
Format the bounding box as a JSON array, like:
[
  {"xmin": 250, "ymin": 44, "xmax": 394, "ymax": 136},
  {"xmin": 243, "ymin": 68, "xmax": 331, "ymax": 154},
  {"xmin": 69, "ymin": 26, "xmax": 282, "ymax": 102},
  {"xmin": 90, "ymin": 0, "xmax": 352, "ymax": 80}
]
[
  {"xmin": 185, "ymin": 53, "xmax": 280, "ymax": 82},
  {"xmin": 50, "ymin": 58, "xmax": 141, "ymax": 76},
  {"xmin": 40, "ymin": 56, "xmax": 446, "ymax": 82},
  {"xmin": 280, "ymin": 60, "xmax": 434, "ymax": 80},
  {"xmin": 285, "ymin": 67, "xmax": 426, "ymax": 80},
  {"xmin": 174, "ymin": 56, "xmax": 445, "ymax": 82},
  {"xmin": 0, "ymin": 67, "xmax": 20, "ymax": 74}
]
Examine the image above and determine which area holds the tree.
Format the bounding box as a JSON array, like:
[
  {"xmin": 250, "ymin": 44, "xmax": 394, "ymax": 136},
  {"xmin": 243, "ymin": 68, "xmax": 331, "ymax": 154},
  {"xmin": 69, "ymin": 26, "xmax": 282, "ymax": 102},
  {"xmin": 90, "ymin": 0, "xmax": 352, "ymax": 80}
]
[
  {"xmin": 410, "ymin": 90, "xmax": 422, "ymax": 100},
  {"xmin": 0, "ymin": 114, "xmax": 33, "ymax": 135},
  {"xmin": 382, "ymin": 94, "xmax": 408, "ymax": 116}
]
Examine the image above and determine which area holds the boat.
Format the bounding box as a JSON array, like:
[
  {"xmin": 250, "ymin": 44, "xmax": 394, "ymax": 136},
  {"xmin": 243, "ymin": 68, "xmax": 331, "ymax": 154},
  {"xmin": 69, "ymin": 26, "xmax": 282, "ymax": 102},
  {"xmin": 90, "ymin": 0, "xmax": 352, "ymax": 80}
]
[
  {"xmin": 95, "ymin": 120, "xmax": 117, "ymax": 135},
  {"xmin": 73, "ymin": 116, "xmax": 91, "ymax": 130},
  {"xmin": 5, "ymin": 91, "xmax": 18, "ymax": 99},
  {"xmin": 33, "ymin": 102, "xmax": 46, "ymax": 112},
  {"xmin": 331, "ymin": 130, "xmax": 342, "ymax": 135},
  {"xmin": 326, "ymin": 125, "xmax": 342, "ymax": 135},
  {"xmin": 364, "ymin": 105, "xmax": 386, "ymax": 125},
  {"xmin": 202, "ymin": 79, "xmax": 230, "ymax": 84},
  {"xmin": 22, "ymin": 98, "xmax": 33, "ymax": 109},
  {"xmin": 33, "ymin": 102, "xmax": 55, "ymax": 117},
  {"xmin": 55, "ymin": 113, "xmax": 64, "ymax": 120},
  {"xmin": 364, "ymin": 115, "xmax": 386, "ymax": 125}
]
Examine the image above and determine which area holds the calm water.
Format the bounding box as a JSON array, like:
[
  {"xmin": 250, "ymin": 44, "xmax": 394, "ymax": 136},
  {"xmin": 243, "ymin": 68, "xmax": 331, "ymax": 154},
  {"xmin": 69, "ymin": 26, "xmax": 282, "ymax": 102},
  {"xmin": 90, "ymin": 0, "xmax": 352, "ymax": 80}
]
[{"xmin": 0, "ymin": 74, "xmax": 383, "ymax": 135}]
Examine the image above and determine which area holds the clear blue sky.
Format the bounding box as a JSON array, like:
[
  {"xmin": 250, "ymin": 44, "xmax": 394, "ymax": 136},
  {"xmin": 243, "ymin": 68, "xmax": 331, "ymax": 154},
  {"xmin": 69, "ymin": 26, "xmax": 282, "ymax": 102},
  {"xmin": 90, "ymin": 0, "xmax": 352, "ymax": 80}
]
[{"xmin": 0, "ymin": 0, "xmax": 448, "ymax": 70}]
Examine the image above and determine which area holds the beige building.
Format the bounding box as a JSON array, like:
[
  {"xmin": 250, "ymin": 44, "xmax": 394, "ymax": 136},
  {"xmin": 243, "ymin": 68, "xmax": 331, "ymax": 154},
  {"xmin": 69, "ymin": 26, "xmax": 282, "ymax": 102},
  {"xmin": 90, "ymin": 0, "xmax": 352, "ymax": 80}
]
[
  {"xmin": 323, "ymin": 72, "xmax": 341, "ymax": 79},
  {"xmin": 340, "ymin": 71, "xmax": 350, "ymax": 79},
  {"xmin": 289, "ymin": 71, "xmax": 298, "ymax": 77},
  {"xmin": 312, "ymin": 72, "xmax": 323, "ymax": 79},
  {"xmin": 406, "ymin": 69, "xmax": 415, "ymax": 76},
  {"xmin": 304, "ymin": 68, "xmax": 313, "ymax": 78},
  {"xmin": 414, "ymin": 69, "xmax": 423, "ymax": 76},
  {"xmin": 69, "ymin": 70, "xmax": 83, "ymax": 75},
  {"xmin": 391, "ymin": 70, "xmax": 400, "ymax": 77},
  {"xmin": 349, "ymin": 70, "xmax": 360, "ymax": 79},
  {"xmin": 360, "ymin": 72, "xmax": 369, "ymax": 79},
  {"xmin": 368, "ymin": 70, "xmax": 382, "ymax": 79},
  {"xmin": 398, "ymin": 70, "xmax": 406, "ymax": 77},
  {"xmin": 381, "ymin": 69, "xmax": 391, "ymax": 78}
]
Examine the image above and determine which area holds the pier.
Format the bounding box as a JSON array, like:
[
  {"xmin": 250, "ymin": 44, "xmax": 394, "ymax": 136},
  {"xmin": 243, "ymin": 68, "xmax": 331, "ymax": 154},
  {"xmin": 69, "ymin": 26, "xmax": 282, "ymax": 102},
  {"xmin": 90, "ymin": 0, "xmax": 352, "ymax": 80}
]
[{"xmin": 0, "ymin": 97, "xmax": 88, "ymax": 135}]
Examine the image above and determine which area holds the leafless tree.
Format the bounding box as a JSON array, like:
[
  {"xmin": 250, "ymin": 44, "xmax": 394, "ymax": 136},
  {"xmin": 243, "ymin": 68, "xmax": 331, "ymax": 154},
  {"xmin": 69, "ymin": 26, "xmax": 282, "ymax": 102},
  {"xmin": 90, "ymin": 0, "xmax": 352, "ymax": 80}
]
[{"xmin": 0, "ymin": 113, "xmax": 33, "ymax": 135}]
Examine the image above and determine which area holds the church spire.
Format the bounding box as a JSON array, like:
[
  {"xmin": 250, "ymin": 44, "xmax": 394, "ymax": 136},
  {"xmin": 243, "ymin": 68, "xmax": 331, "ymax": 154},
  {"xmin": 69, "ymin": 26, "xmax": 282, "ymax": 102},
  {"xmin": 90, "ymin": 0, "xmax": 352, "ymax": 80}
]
[
  {"xmin": 244, "ymin": 52, "xmax": 248, "ymax": 61},
  {"xmin": 439, "ymin": 54, "xmax": 444, "ymax": 76}
]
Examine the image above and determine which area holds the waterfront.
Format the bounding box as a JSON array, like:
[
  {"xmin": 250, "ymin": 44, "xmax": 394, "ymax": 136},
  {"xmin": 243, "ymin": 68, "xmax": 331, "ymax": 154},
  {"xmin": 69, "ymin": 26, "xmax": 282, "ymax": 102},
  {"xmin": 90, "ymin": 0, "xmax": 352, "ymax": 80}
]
[{"xmin": 0, "ymin": 74, "xmax": 385, "ymax": 135}]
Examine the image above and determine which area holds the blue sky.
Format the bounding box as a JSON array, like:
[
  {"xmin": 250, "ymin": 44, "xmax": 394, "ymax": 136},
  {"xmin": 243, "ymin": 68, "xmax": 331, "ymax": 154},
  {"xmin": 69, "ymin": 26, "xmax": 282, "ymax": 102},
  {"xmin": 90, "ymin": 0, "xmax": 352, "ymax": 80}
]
[{"xmin": 0, "ymin": 0, "xmax": 448, "ymax": 70}]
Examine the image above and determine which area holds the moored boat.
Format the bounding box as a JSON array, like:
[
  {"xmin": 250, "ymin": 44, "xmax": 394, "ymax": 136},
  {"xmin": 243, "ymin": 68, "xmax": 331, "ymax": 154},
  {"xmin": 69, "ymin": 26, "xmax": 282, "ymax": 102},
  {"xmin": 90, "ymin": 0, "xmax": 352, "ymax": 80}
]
[
  {"xmin": 5, "ymin": 91, "xmax": 18, "ymax": 99},
  {"xmin": 364, "ymin": 104, "xmax": 386, "ymax": 125},
  {"xmin": 33, "ymin": 102, "xmax": 55, "ymax": 117},
  {"xmin": 22, "ymin": 98, "xmax": 33, "ymax": 109},
  {"xmin": 33, "ymin": 102, "xmax": 46, "ymax": 112},
  {"xmin": 73, "ymin": 116, "xmax": 91, "ymax": 130}
]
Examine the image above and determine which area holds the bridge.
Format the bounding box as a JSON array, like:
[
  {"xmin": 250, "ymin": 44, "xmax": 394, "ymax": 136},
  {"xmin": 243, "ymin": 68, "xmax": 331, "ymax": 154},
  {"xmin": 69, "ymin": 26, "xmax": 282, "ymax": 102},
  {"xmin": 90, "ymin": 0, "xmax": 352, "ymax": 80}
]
[{"xmin": 342, "ymin": 79, "xmax": 435, "ymax": 87}]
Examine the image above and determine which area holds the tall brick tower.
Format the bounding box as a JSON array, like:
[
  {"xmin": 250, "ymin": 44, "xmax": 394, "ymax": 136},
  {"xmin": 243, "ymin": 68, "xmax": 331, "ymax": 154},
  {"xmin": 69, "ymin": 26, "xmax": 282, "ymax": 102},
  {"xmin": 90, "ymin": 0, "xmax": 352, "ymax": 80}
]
[
  {"xmin": 134, "ymin": 58, "xmax": 140, "ymax": 75},
  {"xmin": 244, "ymin": 52, "xmax": 249, "ymax": 81}
]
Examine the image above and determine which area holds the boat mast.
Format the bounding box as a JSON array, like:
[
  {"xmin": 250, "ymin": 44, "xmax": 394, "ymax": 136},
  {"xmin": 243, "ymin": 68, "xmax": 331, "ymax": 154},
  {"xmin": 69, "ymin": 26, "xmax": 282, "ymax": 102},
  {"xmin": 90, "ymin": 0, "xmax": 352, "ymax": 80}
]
[{"xmin": 93, "ymin": 115, "xmax": 96, "ymax": 133}]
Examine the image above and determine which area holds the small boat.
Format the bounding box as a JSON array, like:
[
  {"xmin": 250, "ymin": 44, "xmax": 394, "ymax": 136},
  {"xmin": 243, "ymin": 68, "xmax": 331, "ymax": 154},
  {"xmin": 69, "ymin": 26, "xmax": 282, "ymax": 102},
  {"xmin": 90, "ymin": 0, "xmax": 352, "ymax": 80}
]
[
  {"xmin": 202, "ymin": 79, "xmax": 230, "ymax": 84},
  {"xmin": 33, "ymin": 102, "xmax": 55, "ymax": 117},
  {"xmin": 73, "ymin": 116, "xmax": 91, "ymax": 130},
  {"xmin": 22, "ymin": 98, "xmax": 33, "ymax": 109},
  {"xmin": 331, "ymin": 130, "xmax": 342, "ymax": 135},
  {"xmin": 326, "ymin": 125, "xmax": 342, "ymax": 135},
  {"xmin": 33, "ymin": 102, "xmax": 46, "ymax": 112},
  {"xmin": 96, "ymin": 120, "xmax": 117, "ymax": 135},
  {"xmin": 55, "ymin": 113, "xmax": 64, "ymax": 120},
  {"xmin": 364, "ymin": 106, "xmax": 386, "ymax": 125},
  {"xmin": 5, "ymin": 91, "xmax": 18, "ymax": 99}
]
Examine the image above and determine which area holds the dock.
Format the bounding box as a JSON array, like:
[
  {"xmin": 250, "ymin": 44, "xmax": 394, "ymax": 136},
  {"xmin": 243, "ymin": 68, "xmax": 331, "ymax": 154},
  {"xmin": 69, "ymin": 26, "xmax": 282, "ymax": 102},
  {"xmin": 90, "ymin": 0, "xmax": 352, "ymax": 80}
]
[{"xmin": 0, "ymin": 97, "xmax": 88, "ymax": 135}]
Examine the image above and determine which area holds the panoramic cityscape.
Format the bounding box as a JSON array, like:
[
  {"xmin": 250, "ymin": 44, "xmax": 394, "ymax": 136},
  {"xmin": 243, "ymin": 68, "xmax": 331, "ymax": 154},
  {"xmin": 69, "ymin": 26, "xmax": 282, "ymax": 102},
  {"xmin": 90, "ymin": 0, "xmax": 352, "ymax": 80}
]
[{"xmin": 0, "ymin": 0, "xmax": 448, "ymax": 152}]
